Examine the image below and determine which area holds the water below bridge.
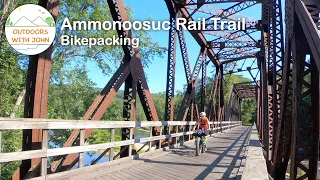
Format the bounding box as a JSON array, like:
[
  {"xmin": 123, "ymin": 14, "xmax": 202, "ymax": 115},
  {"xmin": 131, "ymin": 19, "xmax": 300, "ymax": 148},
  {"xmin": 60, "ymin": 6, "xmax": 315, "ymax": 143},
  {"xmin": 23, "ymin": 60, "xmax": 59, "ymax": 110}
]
[{"xmin": 82, "ymin": 129, "xmax": 150, "ymax": 166}]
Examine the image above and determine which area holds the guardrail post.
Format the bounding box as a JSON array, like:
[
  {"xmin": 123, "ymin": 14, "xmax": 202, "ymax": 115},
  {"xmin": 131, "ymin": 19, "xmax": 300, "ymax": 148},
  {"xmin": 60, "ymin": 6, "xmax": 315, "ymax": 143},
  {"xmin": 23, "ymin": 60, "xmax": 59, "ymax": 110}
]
[
  {"xmin": 128, "ymin": 128, "xmax": 133, "ymax": 157},
  {"xmin": 181, "ymin": 126, "xmax": 185, "ymax": 145},
  {"xmin": 109, "ymin": 128, "xmax": 115, "ymax": 161},
  {"xmin": 158, "ymin": 126, "xmax": 162, "ymax": 149},
  {"xmin": 41, "ymin": 129, "xmax": 48, "ymax": 176},
  {"xmin": 175, "ymin": 126, "xmax": 178, "ymax": 145},
  {"xmin": 188, "ymin": 125, "xmax": 191, "ymax": 141},
  {"xmin": 149, "ymin": 127, "xmax": 152, "ymax": 151},
  {"xmin": 79, "ymin": 129, "xmax": 85, "ymax": 168}
]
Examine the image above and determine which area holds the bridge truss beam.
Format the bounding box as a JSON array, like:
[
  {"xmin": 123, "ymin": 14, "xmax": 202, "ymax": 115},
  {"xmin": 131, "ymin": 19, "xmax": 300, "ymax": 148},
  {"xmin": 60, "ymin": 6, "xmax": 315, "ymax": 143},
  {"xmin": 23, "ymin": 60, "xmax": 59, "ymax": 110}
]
[{"xmin": 12, "ymin": 0, "xmax": 320, "ymax": 179}]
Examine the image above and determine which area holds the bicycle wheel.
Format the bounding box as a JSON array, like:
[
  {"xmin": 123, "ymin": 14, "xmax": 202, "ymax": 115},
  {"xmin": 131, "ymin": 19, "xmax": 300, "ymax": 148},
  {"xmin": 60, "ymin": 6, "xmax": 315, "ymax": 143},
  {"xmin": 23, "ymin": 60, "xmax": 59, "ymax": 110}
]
[{"xmin": 195, "ymin": 137, "xmax": 202, "ymax": 156}]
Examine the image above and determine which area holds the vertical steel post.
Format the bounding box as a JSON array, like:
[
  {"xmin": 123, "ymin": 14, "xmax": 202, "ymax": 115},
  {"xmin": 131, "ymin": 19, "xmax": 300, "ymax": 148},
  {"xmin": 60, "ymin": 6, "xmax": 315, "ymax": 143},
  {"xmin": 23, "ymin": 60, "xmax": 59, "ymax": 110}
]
[
  {"xmin": 16, "ymin": 0, "xmax": 59, "ymax": 178},
  {"xmin": 164, "ymin": 1, "xmax": 177, "ymax": 134}
]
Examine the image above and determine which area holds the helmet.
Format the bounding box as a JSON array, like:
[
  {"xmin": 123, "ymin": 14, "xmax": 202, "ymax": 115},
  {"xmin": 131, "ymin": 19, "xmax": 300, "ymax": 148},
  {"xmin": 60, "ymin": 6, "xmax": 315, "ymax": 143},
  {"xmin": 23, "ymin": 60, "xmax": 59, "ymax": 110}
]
[{"xmin": 200, "ymin": 112, "xmax": 206, "ymax": 117}]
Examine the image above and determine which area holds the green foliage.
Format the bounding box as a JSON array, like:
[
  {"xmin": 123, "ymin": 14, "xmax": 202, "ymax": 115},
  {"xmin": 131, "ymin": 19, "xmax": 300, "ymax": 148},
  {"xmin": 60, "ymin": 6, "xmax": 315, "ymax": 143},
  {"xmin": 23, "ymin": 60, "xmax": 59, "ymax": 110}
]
[
  {"xmin": 1, "ymin": 130, "xmax": 22, "ymax": 180},
  {"xmin": 51, "ymin": 0, "xmax": 167, "ymax": 77},
  {"xmin": 0, "ymin": 0, "xmax": 166, "ymax": 178},
  {"xmin": 241, "ymin": 98, "xmax": 256, "ymax": 125},
  {"xmin": 0, "ymin": 23, "xmax": 26, "ymax": 179},
  {"xmin": 0, "ymin": 39, "xmax": 25, "ymax": 117},
  {"xmin": 5, "ymin": 17, "xmax": 12, "ymax": 26},
  {"xmin": 152, "ymin": 93, "xmax": 166, "ymax": 121},
  {"xmin": 86, "ymin": 129, "xmax": 122, "ymax": 152},
  {"xmin": 45, "ymin": 17, "xmax": 55, "ymax": 26}
]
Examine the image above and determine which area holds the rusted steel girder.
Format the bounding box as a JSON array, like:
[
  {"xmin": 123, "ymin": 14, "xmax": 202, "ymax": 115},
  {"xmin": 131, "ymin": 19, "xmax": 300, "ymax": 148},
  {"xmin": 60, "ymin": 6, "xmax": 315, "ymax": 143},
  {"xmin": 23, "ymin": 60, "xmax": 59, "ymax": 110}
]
[
  {"xmin": 164, "ymin": 0, "xmax": 178, "ymax": 133},
  {"xmin": 200, "ymin": 55, "xmax": 207, "ymax": 112},
  {"xmin": 219, "ymin": 53, "xmax": 257, "ymax": 63},
  {"xmin": 210, "ymin": 41, "xmax": 259, "ymax": 49},
  {"xmin": 176, "ymin": 48, "xmax": 207, "ymax": 122},
  {"xmin": 226, "ymin": 93, "xmax": 241, "ymax": 122},
  {"xmin": 185, "ymin": 0, "xmax": 257, "ymax": 6},
  {"xmin": 272, "ymin": 35, "xmax": 293, "ymax": 180},
  {"xmin": 206, "ymin": 29, "xmax": 259, "ymax": 43},
  {"xmin": 271, "ymin": 0, "xmax": 320, "ymax": 178},
  {"xmin": 175, "ymin": 2, "xmax": 220, "ymax": 66},
  {"xmin": 219, "ymin": 46, "xmax": 259, "ymax": 54},
  {"xmin": 217, "ymin": 64, "xmax": 224, "ymax": 123},
  {"xmin": 258, "ymin": 51, "xmax": 269, "ymax": 161},
  {"xmin": 271, "ymin": 0, "xmax": 293, "ymax": 178},
  {"xmin": 207, "ymin": 70, "xmax": 220, "ymax": 122},
  {"xmin": 49, "ymin": 0, "xmax": 160, "ymax": 172},
  {"xmin": 257, "ymin": 0, "xmax": 270, "ymax": 165},
  {"xmin": 204, "ymin": 21, "xmax": 258, "ymax": 32},
  {"xmin": 294, "ymin": 0, "xmax": 320, "ymax": 68},
  {"xmin": 12, "ymin": 0, "xmax": 59, "ymax": 179},
  {"xmin": 223, "ymin": 67, "xmax": 259, "ymax": 76},
  {"xmin": 202, "ymin": 2, "xmax": 258, "ymax": 21},
  {"xmin": 289, "ymin": 9, "xmax": 319, "ymax": 179},
  {"xmin": 225, "ymin": 85, "xmax": 235, "ymax": 121},
  {"xmin": 186, "ymin": 1, "xmax": 258, "ymax": 22},
  {"xmin": 267, "ymin": 0, "xmax": 285, "ymax": 170}
]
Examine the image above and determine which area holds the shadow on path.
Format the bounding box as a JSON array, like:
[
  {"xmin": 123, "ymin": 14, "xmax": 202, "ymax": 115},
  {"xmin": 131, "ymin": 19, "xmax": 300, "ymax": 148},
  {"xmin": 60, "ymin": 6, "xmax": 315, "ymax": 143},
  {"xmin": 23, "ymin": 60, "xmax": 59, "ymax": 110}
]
[{"xmin": 194, "ymin": 127, "xmax": 251, "ymax": 180}]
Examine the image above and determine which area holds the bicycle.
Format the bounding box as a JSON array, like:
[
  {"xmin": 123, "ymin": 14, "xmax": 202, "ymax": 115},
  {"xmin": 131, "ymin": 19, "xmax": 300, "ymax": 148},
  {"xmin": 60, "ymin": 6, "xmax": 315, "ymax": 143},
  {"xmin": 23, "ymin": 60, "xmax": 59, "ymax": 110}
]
[{"xmin": 193, "ymin": 129, "xmax": 209, "ymax": 156}]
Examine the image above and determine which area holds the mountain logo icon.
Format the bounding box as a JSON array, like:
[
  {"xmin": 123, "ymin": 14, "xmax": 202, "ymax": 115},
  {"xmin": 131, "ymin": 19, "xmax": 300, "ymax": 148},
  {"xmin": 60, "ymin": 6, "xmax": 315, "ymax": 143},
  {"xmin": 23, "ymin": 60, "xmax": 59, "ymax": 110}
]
[{"xmin": 5, "ymin": 4, "xmax": 56, "ymax": 55}]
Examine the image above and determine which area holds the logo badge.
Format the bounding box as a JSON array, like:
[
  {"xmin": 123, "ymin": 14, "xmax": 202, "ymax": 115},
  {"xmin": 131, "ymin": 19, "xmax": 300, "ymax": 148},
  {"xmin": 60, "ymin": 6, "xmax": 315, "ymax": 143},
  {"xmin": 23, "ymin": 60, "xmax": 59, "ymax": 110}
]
[{"xmin": 5, "ymin": 4, "xmax": 56, "ymax": 55}]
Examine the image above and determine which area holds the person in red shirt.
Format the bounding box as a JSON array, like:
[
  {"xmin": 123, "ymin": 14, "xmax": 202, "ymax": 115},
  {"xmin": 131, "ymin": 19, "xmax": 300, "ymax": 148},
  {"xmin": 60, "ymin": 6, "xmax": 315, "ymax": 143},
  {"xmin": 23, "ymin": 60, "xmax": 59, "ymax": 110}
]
[{"xmin": 194, "ymin": 112, "xmax": 210, "ymax": 149}]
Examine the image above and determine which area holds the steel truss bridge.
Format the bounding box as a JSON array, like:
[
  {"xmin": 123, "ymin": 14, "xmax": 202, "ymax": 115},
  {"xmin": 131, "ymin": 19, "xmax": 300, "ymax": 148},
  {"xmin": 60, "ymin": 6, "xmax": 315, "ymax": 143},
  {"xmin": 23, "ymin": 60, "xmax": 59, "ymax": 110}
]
[{"xmin": 0, "ymin": 0, "xmax": 319, "ymax": 179}]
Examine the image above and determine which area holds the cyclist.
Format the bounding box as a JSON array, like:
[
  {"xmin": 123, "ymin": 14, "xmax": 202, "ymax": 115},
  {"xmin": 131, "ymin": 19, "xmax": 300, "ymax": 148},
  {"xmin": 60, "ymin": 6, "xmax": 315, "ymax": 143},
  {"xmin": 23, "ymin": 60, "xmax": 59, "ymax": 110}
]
[{"xmin": 193, "ymin": 112, "xmax": 210, "ymax": 150}]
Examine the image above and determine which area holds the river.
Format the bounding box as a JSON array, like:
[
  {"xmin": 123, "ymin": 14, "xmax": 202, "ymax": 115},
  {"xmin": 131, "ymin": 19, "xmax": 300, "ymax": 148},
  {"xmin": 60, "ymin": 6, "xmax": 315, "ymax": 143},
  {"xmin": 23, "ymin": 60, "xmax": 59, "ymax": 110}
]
[{"xmin": 82, "ymin": 129, "xmax": 149, "ymax": 166}]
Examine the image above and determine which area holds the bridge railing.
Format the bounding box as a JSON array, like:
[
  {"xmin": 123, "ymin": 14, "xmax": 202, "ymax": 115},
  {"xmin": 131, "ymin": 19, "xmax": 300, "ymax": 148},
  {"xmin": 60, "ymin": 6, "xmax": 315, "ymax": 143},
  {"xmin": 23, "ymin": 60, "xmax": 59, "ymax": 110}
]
[{"xmin": 0, "ymin": 118, "xmax": 241, "ymax": 177}]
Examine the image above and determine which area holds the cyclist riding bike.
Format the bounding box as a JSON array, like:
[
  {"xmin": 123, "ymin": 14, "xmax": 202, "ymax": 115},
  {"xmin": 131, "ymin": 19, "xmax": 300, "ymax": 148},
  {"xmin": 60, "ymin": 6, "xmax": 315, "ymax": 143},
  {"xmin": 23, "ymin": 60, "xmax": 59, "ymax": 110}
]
[{"xmin": 193, "ymin": 112, "xmax": 210, "ymax": 150}]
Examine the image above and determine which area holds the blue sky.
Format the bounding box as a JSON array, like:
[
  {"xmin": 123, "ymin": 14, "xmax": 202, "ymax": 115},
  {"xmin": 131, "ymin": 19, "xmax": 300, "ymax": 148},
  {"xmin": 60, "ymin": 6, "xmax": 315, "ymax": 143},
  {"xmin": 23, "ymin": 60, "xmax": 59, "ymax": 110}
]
[{"xmin": 86, "ymin": 1, "xmax": 274, "ymax": 93}]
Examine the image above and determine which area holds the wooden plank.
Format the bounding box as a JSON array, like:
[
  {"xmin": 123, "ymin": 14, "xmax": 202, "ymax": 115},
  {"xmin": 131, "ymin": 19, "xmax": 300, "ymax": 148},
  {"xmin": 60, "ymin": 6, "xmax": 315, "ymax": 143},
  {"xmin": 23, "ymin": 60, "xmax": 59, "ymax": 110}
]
[
  {"xmin": 41, "ymin": 130, "xmax": 48, "ymax": 176},
  {"xmin": 128, "ymin": 128, "xmax": 133, "ymax": 157},
  {"xmin": 137, "ymin": 131, "xmax": 194, "ymax": 144},
  {"xmin": 109, "ymin": 128, "xmax": 115, "ymax": 161},
  {"xmin": 48, "ymin": 121, "xmax": 135, "ymax": 129},
  {"xmin": 0, "ymin": 150, "xmax": 46, "ymax": 163},
  {"xmin": 0, "ymin": 140, "xmax": 134, "ymax": 163},
  {"xmin": 139, "ymin": 121, "xmax": 196, "ymax": 127},
  {"xmin": 47, "ymin": 140, "xmax": 134, "ymax": 157},
  {"xmin": 176, "ymin": 126, "xmax": 179, "ymax": 144},
  {"xmin": 27, "ymin": 176, "xmax": 45, "ymax": 180},
  {"xmin": 149, "ymin": 127, "xmax": 152, "ymax": 151},
  {"xmin": 0, "ymin": 120, "xmax": 135, "ymax": 130},
  {"xmin": 0, "ymin": 118, "xmax": 241, "ymax": 130},
  {"xmin": 25, "ymin": 125, "xmax": 246, "ymax": 179},
  {"xmin": 0, "ymin": 121, "xmax": 48, "ymax": 129},
  {"xmin": 79, "ymin": 129, "xmax": 85, "ymax": 168}
]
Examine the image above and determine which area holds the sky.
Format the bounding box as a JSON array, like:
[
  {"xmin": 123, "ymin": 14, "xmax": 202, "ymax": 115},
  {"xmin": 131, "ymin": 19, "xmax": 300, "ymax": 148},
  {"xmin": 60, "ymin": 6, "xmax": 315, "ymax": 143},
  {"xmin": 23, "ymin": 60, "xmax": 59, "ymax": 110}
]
[{"xmin": 85, "ymin": 0, "xmax": 269, "ymax": 94}]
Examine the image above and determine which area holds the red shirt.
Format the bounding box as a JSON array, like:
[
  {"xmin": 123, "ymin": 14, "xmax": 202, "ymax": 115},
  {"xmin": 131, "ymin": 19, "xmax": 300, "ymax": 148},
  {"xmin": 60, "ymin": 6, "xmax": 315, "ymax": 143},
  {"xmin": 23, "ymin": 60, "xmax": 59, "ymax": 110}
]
[{"xmin": 197, "ymin": 117, "xmax": 209, "ymax": 129}]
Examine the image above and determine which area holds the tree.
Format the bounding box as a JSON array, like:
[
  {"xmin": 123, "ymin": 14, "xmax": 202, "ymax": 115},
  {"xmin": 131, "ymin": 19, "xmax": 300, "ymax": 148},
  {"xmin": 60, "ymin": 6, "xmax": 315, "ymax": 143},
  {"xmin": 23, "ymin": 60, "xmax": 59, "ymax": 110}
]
[
  {"xmin": 5, "ymin": 17, "xmax": 11, "ymax": 26},
  {"xmin": 0, "ymin": 0, "xmax": 167, "ymax": 178},
  {"xmin": 0, "ymin": 35, "xmax": 26, "ymax": 180},
  {"xmin": 241, "ymin": 98, "xmax": 256, "ymax": 125},
  {"xmin": 45, "ymin": 16, "xmax": 54, "ymax": 26}
]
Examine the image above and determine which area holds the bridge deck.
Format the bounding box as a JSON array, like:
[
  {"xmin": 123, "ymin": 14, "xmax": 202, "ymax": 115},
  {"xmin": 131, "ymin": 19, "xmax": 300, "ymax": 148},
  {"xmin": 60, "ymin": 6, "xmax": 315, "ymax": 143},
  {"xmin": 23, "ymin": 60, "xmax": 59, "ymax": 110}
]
[{"xmin": 50, "ymin": 126, "xmax": 252, "ymax": 180}]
